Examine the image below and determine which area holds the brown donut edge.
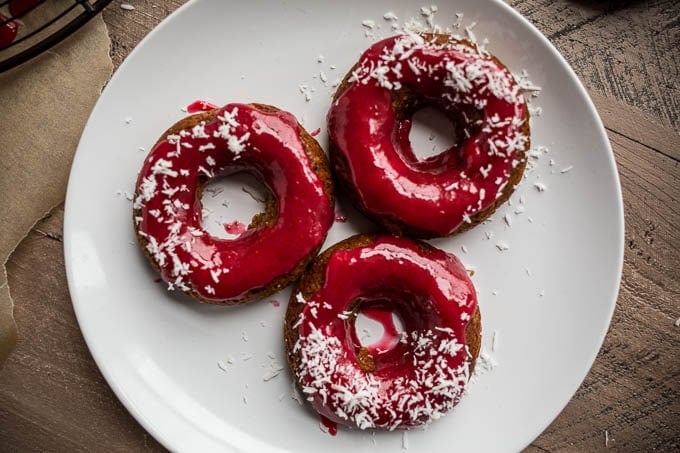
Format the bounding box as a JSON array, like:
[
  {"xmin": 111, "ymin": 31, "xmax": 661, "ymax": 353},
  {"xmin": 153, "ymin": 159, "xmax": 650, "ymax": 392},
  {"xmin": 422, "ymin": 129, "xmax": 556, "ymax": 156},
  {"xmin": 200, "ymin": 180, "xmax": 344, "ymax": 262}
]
[
  {"xmin": 132, "ymin": 104, "xmax": 335, "ymax": 306},
  {"xmin": 328, "ymin": 33, "xmax": 531, "ymax": 239}
]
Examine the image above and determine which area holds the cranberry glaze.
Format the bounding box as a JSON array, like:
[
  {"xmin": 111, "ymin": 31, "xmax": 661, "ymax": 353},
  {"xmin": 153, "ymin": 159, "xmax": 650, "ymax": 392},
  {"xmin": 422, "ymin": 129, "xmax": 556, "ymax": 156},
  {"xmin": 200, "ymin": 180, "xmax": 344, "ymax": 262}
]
[
  {"xmin": 186, "ymin": 99, "xmax": 218, "ymax": 113},
  {"xmin": 328, "ymin": 34, "xmax": 530, "ymax": 237},
  {"xmin": 133, "ymin": 104, "xmax": 334, "ymax": 303}
]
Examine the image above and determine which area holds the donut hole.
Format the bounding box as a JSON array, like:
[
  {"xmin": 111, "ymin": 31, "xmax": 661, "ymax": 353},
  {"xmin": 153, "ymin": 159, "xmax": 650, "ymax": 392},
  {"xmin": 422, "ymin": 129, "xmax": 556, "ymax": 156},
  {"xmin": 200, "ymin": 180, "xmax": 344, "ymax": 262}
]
[
  {"xmin": 351, "ymin": 299, "xmax": 407, "ymax": 357},
  {"xmin": 403, "ymin": 104, "xmax": 484, "ymax": 169},
  {"xmin": 408, "ymin": 105, "xmax": 460, "ymax": 161},
  {"xmin": 353, "ymin": 304, "xmax": 406, "ymax": 355},
  {"xmin": 199, "ymin": 172, "xmax": 273, "ymax": 239}
]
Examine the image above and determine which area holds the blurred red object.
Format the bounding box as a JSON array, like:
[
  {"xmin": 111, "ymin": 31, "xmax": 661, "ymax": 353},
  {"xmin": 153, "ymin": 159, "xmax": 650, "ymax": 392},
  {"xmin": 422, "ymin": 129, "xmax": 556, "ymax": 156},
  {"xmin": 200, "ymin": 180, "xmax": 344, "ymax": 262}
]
[{"xmin": 0, "ymin": 14, "xmax": 18, "ymax": 49}]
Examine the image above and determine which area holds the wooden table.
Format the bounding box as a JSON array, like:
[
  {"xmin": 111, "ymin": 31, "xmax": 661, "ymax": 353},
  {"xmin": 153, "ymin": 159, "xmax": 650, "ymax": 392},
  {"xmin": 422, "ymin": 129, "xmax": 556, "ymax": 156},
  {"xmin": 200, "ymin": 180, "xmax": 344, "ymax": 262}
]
[{"xmin": 1, "ymin": 1, "xmax": 678, "ymax": 451}]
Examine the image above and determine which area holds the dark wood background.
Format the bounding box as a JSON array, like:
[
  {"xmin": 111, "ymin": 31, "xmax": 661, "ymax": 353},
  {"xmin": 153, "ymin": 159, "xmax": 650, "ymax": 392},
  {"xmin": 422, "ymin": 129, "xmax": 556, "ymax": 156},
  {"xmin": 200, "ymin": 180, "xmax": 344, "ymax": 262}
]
[{"xmin": 1, "ymin": 0, "xmax": 678, "ymax": 451}]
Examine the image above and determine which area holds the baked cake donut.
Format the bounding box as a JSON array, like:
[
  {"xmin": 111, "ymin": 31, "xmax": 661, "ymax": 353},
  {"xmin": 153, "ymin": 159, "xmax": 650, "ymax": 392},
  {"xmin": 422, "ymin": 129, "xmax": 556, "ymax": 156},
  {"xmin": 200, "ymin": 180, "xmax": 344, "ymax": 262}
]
[
  {"xmin": 285, "ymin": 234, "xmax": 481, "ymax": 430},
  {"xmin": 328, "ymin": 33, "xmax": 530, "ymax": 238},
  {"xmin": 133, "ymin": 103, "xmax": 334, "ymax": 305}
]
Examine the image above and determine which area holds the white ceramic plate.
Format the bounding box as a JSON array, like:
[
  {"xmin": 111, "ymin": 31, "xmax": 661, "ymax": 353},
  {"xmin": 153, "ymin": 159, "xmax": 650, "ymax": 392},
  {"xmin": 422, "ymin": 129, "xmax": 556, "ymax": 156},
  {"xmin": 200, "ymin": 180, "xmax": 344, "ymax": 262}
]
[{"xmin": 64, "ymin": 1, "xmax": 624, "ymax": 451}]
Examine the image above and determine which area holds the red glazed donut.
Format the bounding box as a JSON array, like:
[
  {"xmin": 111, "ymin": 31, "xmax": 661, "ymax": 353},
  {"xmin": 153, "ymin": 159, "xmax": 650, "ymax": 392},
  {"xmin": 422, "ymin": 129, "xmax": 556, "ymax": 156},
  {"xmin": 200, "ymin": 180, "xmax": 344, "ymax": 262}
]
[
  {"xmin": 285, "ymin": 234, "xmax": 481, "ymax": 430},
  {"xmin": 133, "ymin": 103, "xmax": 334, "ymax": 304},
  {"xmin": 328, "ymin": 33, "xmax": 530, "ymax": 238}
]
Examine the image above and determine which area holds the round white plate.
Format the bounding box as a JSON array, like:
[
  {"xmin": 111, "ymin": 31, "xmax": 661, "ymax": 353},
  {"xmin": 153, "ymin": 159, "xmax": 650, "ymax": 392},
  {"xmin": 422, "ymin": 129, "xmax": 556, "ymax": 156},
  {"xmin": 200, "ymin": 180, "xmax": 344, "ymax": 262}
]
[{"xmin": 64, "ymin": 1, "xmax": 624, "ymax": 451}]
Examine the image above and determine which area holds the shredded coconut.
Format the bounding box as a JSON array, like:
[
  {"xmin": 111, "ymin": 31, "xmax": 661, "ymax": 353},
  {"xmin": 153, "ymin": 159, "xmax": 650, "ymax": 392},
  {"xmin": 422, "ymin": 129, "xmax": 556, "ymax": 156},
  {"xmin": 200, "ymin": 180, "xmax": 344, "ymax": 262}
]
[
  {"xmin": 294, "ymin": 321, "xmax": 470, "ymax": 429},
  {"xmin": 383, "ymin": 11, "xmax": 398, "ymax": 21}
]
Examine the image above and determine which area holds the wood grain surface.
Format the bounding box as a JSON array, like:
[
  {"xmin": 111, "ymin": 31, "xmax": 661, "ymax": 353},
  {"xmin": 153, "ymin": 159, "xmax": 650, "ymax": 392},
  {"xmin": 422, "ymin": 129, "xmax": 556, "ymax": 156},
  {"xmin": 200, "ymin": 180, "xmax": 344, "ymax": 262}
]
[{"xmin": 1, "ymin": 0, "xmax": 678, "ymax": 451}]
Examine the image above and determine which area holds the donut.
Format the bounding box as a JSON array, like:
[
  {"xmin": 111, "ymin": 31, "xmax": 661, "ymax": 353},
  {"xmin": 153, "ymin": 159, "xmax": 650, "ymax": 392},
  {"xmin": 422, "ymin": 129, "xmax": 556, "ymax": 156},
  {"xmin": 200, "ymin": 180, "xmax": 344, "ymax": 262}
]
[
  {"xmin": 285, "ymin": 234, "xmax": 481, "ymax": 430},
  {"xmin": 133, "ymin": 103, "xmax": 334, "ymax": 305},
  {"xmin": 327, "ymin": 33, "xmax": 530, "ymax": 238}
]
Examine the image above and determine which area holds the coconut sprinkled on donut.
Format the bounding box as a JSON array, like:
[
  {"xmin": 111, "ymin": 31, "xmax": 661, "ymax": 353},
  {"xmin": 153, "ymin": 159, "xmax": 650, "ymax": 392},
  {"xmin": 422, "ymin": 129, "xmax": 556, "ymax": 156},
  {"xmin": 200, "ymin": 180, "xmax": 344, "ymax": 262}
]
[
  {"xmin": 294, "ymin": 322, "xmax": 469, "ymax": 430},
  {"xmin": 346, "ymin": 33, "xmax": 525, "ymax": 107}
]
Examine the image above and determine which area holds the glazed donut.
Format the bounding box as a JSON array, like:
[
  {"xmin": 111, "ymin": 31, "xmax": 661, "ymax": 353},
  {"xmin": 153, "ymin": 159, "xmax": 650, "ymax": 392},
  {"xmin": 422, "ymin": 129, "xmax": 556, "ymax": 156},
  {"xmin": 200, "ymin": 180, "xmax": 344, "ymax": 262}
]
[
  {"xmin": 133, "ymin": 103, "xmax": 334, "ymax": 304},
  {"xmin": 285, "ymin": 234, "xmax": 481, "ymax": 430},
  {"xmin": 328, "ymin": 33, "xmax": 530, "ymax": 238}
]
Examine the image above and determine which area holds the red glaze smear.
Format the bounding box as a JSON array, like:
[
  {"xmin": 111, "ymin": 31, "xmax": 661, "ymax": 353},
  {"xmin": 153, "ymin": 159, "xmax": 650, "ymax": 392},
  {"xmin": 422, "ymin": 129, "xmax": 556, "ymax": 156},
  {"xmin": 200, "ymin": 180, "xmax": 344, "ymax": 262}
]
[
  {"xmin": 269, "ymin": 299, "xmax": 281, "ymax": 307},
  {"xmin": 293, "ymin": 236, "xmax": 477, "ymax": 430},
  {"xmin": 223, "ymin": 220, "xmax": 247, "ymax": 236},
  {"xmin": 327, "ymin": 34, "xmax": 529, "ymax": 236},
  {"xmin": 320, "ymin": 415, "xmax": 338, "ymax": 436},
  {"xmin": 334, "ymin": 208, "xmax": 347, "ymax": 223},
  {"xmin": 186, "ymin": 100, "xmax": 219, "ymax": 113},
  {"xmin": 358, "ymin": 306, "xmax": 402, "ymax": 355},
  {"xmin": 310, "ymin": 128, "xmax": 321, "ymax": 137},
  {"xmin": 133, "ymin": 104, "xmax": 334, "ymax": 300}
]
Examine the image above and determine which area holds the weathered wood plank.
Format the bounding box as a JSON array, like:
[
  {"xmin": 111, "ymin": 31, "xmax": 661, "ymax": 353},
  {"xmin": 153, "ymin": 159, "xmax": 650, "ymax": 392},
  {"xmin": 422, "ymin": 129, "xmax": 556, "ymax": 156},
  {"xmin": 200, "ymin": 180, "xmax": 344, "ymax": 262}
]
[
  {"xmin": 509, "ymin": 0, "xmax": 680, "ymax": 130},
  {"xmin": 590, "ymin": 91, "xmax": 680, "ymax": 162}
]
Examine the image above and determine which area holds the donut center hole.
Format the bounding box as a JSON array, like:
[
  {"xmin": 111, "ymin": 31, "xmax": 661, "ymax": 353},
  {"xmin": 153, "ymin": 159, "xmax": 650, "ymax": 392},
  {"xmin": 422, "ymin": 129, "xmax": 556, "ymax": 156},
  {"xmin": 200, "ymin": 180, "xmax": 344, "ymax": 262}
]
[
  {"xmin": 354, "ymin": 306, "xmax": 405, "ymax": 354},
  {"xmin": 200, "ymin": 172, "xmax": 270, "ymax": 239},
  {"xmin": 408, "ymin": 106, "xmax": 460, "ymax": 160}
]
